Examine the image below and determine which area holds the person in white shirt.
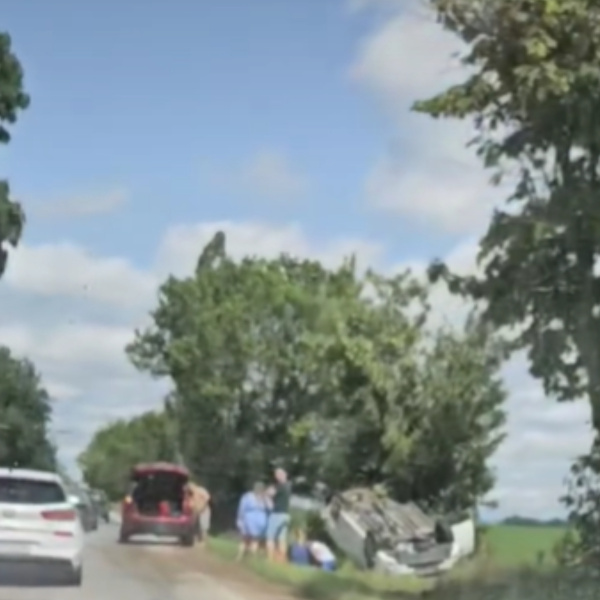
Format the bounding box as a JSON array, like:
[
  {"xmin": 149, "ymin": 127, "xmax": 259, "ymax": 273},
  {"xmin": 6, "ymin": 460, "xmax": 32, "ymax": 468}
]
[{"xmin": 308, "ymin": 540, "xmax": 337, "ymax": 571}]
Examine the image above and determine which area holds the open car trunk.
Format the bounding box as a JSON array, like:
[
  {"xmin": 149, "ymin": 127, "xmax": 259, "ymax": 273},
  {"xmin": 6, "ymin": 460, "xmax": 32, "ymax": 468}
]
[{"xmin": 131, "ymin": 470, "xmax": 189, "ymax": 517}]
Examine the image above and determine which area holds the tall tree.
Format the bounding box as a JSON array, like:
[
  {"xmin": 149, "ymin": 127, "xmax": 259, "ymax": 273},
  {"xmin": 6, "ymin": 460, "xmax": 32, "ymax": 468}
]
[
  {"xmin": 307, "ymin": 273, "xmax": 506, "ymax": 512},
  {"xmin": 78, "ymin": 411, "xmax": 176, "ymax": 500},
  {"xmin": 416, "ymin": 1, "xmax": 600, "ymax": 432},
  {"xmin": 0, "ymin": 33, "xmax": 29, "ymax": 277},
  {"xmin": 0, "ymin": 347, "xmax": 56, "ymax": 470},
  {"xmin": 127, "ymin": 233, "xmax": 506, "ymax": 514}
]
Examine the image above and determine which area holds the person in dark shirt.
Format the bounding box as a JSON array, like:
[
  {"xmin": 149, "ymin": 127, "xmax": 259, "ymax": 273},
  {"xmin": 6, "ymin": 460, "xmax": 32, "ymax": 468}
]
[{"xmin": 266, "ymin": 467, "xmax": 291, "ymax": 561}]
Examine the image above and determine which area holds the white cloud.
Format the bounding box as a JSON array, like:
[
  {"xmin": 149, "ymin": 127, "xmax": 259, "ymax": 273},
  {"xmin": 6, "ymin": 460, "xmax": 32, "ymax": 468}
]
[
  {"xmin": 4, "ymin": 242, "xmax": 157, "ymax": 311},
  {"xmin": 366, "ymin": 156, "xmax": 496, "ymax": 234},
  {"xmin": 200, "ymin": 149, "xmax": 309, "ymax": 201},
  {"xmin": 240, "ymin": 150, "xmax": 308, "ymax": 200},
  {"xmin": 31, "ymin": 187, "xmax": 129, "ymax": 218},
  {"xmin": 349, "ymin": 7, "xmax": 462, "ymax": 105},
  {"xmin": 350, "ymin": 3, "xmax": 506, "ymax": 234},
  {"xmin": 157, "ymin": 220, "xmax": 383, "ymax": 278}
]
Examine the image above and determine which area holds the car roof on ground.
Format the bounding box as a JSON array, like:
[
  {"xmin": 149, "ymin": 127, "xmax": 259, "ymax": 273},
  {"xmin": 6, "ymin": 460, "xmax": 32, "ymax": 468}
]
[
  {"xmin": 0, "ymin": 468, "xmax": 62, "ymax": 483},
  {"xmin": 132, "ymin": 462, "xmax": 189, "ymax": 476}
]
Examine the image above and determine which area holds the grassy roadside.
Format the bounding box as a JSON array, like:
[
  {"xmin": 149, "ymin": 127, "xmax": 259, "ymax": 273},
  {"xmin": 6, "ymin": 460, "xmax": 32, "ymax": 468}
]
[
  {"xmin": 206, "ymin": 526, "xmax": 567, "ymax": 600},
  {"xmin": 208, "ymin": 536, "xmax": 432, "ymax": 600}
]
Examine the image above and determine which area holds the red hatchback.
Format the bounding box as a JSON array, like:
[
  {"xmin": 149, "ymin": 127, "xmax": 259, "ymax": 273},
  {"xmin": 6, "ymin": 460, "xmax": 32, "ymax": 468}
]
[{"xmin": 119, "ymin": 462, "xmax": 196, "ymax": 546}]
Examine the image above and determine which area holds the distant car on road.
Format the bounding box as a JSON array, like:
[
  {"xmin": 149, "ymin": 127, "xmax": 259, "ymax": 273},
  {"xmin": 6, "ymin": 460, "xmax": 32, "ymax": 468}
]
[
  {"xmin": 0, "ymin": 467, "xmax": 84, "ymax": 586},
  {"xmin": 119, "ymin": 462, "xmax": 196, "ymax": 546},
  {"xmin": 89, "ymin": 489, "xmax": 110, "ymax": 523},
  {"xmin": 67, "ymin": 487, "xmax": 98, "ymax": 532}
]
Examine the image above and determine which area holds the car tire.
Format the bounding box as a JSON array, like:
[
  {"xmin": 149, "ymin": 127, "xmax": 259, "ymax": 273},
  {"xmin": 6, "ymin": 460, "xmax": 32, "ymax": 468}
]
[
  {"xmin": 364, "ymin": 531, "xmax": 378, "ymax": 569},
  {"xmin": 118, "ymin": 530, "xmax": 129, "ymax": 544},
  {"xmin": 181, "ymin": 533, "xmax": 195, "ymax": 547},
  {"xmin": 66, "ymin": 566, "xmax": 82, "ymax": 587}
]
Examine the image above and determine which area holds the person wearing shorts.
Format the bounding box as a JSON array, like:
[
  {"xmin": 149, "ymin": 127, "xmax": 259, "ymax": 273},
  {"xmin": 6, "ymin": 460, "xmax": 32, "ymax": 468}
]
[
  {"xmin": 266, "ymin": 467, "xmax": 291, "ymax": 561},
  {"xmin": 236, "ymin": 481, "xmax": 270, "ymax": 559}
]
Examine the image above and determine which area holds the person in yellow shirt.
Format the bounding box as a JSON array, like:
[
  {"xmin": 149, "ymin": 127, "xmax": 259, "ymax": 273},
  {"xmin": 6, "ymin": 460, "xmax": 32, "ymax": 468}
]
[{"xmin": 186, "ymin": 481, "xmax": 211, "ymax": 545}]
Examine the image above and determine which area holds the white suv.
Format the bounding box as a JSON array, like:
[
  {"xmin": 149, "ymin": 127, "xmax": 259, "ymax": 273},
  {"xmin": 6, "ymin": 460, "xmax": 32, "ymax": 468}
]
[{"xmin": 0, "ymin": 467, "xmax": 84, "ymax": 586}]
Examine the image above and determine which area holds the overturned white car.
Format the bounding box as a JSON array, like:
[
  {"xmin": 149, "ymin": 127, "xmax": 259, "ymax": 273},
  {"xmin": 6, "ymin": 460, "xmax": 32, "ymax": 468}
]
[{"xmin": 321, "ymin": 487, "xmax": 475, "ymax": 577}]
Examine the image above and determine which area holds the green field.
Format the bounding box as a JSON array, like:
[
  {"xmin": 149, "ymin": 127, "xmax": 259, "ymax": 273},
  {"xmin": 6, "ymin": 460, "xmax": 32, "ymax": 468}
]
[
  {"xmin": 208, "ymin": 524, "xmax": 569, "ymax": 600},
  {"xmin": 482, "ymin": 525, "xmax": 566, "ymax": 567}
]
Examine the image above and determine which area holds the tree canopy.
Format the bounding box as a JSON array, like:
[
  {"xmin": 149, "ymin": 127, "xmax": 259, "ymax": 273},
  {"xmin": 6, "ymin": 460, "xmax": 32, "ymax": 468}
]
[
  {"xmin": 0, "ymin": 33, "xmax": 29, "ymax": 277},
  {"xmin": 77, "ymin": 411, "xmax": 177, "ymax": 500},
  {"xmin": 419, "ymin": 0, "xmax": 600, "ymax": 431},
  {"xmin": 118, "ymin": 232, "xmax": 506, "ymax": 515},
  {"xmin": 0, "ymin": 346, "xmax": 56, "ymax": 470},
  {"xmin": 414, "ymin": 0, "xmax": 600, "ymax": 556}
]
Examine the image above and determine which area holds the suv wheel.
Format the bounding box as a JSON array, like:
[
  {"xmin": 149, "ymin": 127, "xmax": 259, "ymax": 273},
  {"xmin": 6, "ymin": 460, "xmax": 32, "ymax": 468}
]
[{"xmin": 67, "ymin": 566, "xmax": 82, "ymax": 587}]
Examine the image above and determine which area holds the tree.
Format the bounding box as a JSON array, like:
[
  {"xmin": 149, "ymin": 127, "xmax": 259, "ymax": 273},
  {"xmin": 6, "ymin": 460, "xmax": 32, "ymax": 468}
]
[
  {"xmin": 0, "ymin": 33, "xmax": 29, "ymax": 277},
  {"xmin": 0, "ymin": 346, "xmax": 56, "ymax": 470},
  {"xmin": 306, "ymin": 276, "xmax": 506, "ymax": 513},
  {"xmin": 127, "ymin": 232, "xmax": 506, "ymax": 515},
  {"xmin": 128, "ymin": 234, "xmax": 335, "ymax": 498},
  {"xmin": 78, "ymin": 411, "xmax": 176, "ymax": 500},
  {"xmin": 416, "ymin": 1, "xmax": 600, "ymax": 431}
]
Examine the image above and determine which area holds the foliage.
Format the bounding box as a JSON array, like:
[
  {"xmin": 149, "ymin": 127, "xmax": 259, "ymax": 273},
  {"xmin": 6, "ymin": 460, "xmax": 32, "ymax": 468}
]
[
  {"xmin": 124, "ymin": 231, "xmax": 506, "ymax": 515},
  {"xmin": 207, "ymin": 525, "xmax": 579, "ymax": 600},
  {"xmin": 0, "ymin": 346, "xmax": 56, "ymax": 470},
  {"xmin": 77, "ymin": 410, "xmax": 176, "ymax": 500},
  {"xmin": 558, "ymin": 436, "xmax": 600, "ymax": 563},
  {"xmin": 0, "ymin": 33, "xmax": 29, "ymax": 277},
  {"xmin": 418, "ymin": 0, "xmax": 600, "ymax": 427},
  {"xmin": 416, "ymin": 0, "xmax": 600, "ymax": 555}
]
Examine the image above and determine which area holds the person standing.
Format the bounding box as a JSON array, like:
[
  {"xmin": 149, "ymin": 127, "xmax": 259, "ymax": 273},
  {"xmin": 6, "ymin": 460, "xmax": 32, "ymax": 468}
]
[
  {"xmin": 236, "ymin": 481, "xmax": 271, "ymax": 559},
  {"xmin": 266, "ymin": 467, "xmax": 291, "ymax": 562},
  {"xmin": 189, "ymin": 482, "xmax": 211, "ymax": 545}
]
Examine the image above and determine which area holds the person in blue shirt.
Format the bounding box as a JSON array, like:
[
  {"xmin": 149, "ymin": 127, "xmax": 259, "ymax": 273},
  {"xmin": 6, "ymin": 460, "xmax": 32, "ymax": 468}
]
[
  {"xmin": 236, "ymin": 481, "xmax": 271, "ymax": 559},
  {"xmin": 288, "ymin": 528, "xmax": 311, "ymax": 566}
]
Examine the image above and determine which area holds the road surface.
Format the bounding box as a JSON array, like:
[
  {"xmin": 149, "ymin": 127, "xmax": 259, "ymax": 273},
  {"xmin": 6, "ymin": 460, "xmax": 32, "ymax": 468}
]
[{"xmin": 0, "ymin": 522, "xmax": 246, "ymax": 600}]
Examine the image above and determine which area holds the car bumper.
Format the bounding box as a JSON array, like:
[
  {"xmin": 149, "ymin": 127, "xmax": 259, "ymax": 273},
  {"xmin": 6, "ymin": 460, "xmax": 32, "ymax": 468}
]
[
  {"xmin": 122, "ymin": 519, "xmax": 193, "ymax": 537},
  {"xmin": 0, "ymin": 547, "xmax": 82, "ymax": 569}
]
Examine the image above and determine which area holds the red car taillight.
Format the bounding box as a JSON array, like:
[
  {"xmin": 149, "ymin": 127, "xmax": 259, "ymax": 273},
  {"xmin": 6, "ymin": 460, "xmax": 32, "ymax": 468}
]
[{"xmin": 41, "ymin": 509, "xmax": 76, "ymax": 521}]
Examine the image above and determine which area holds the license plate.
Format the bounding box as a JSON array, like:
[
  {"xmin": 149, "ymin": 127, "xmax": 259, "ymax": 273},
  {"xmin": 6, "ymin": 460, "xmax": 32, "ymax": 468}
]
[{"xmin": 0, "ymin": 543, "xmax": 30, "ymax": 554}]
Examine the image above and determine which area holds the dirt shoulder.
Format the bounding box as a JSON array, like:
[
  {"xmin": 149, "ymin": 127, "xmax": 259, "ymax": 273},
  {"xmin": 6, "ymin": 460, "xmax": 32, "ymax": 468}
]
[{"xmin": 140, "ymin": 541, "xmax": 299, "ymax": 600}]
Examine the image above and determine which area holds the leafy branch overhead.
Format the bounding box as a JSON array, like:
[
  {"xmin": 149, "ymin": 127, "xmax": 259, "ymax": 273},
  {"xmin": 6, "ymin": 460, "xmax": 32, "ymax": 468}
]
[
  {"xmin": 0, "ymin": 32, "xmax": 29, "ymax": 277},
  {"xmin": 417, "ymin": 0, "xmax": 600, "ymax": 429},
  {"xmin": 115, "ymin": 232, "xmax": 508, "ymax": 514}
]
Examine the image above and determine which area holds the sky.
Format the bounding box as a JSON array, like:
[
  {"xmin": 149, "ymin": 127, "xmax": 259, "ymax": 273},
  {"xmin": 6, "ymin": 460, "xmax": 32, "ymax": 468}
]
[{"xmin": 0, "ymin": 0, "xmax": 592, "ymax": 519}]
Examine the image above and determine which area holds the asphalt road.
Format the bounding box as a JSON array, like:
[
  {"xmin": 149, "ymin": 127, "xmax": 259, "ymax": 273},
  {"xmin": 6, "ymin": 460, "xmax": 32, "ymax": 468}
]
[{"xmin": 0, "ymin": 522, "xmax": 245, "ymax": 600}]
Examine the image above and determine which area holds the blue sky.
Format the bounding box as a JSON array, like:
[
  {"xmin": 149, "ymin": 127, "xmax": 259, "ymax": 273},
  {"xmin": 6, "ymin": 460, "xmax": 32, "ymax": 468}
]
[
  {"xmin": 0, "ymin": 0, "xmax": 593, "ymax": 518},
  {"xmin": 4, "ymin": 0, "xmax": 449, "ymax": 264}
]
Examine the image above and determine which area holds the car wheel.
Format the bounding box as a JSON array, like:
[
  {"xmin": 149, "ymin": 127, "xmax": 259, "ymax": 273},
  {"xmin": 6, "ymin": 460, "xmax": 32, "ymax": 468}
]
[
  {"xmin": 181, "ymin": 533, "xmax": 195, "ymax": 547},
  {"xmin": 118, "ymin": 530, "xmax": 129, "ymax": 544},
  {"xmin": 66, "ymin": 566, "xmax": 82, "ymax": 587},
  {"xmin": 364, "ymin": 531, "xmax": 378, "ymax": 569}
]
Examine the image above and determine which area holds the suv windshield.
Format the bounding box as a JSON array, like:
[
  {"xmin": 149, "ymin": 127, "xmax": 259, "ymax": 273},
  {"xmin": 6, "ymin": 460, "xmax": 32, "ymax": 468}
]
[{"xmin": 0, "ymin": 477, "xmax": 66, "ymax": 504}]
